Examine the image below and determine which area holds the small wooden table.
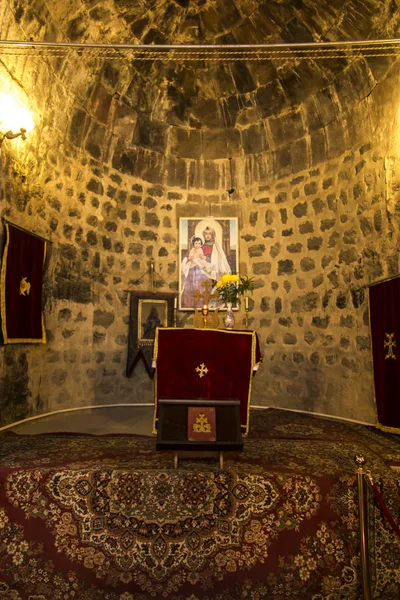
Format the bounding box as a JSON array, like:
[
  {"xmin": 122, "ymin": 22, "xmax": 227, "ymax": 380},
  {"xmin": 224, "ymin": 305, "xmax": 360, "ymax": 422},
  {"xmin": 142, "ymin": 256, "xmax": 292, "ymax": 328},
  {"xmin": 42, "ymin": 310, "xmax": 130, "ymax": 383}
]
[{"xmin": 156, "ymin": 398, "xmax": 243, "ymax": 469}]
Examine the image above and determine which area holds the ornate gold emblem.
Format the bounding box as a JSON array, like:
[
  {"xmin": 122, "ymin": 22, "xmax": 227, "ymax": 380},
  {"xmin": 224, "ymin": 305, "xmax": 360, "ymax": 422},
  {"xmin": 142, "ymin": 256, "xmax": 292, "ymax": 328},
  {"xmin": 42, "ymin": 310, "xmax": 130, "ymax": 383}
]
[
  {"xmin": 193, "ymin": 413, "xmax": 212, "ymax": 433},
  {"xmin": 19, "ymin": 276, "xmax": 31, "ymax": 296},
  {"xmin": 193, "ymin": 279, "xmax": 219, "ymax": 307},
  {"xmin": 195, "ymin": 363, "xmax": 209, "ymax": 378},
  {"xmin": 384, "ymin": 333, "xmax": 396, "ymax": 359}
]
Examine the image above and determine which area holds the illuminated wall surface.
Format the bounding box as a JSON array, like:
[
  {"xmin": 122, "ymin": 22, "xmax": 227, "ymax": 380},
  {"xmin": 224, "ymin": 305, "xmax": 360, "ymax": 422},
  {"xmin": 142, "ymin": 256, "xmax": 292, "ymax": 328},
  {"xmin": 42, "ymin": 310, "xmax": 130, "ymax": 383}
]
[{"xmin": 1, "ymin": 0, "xmax": 400, "ymax": 428}]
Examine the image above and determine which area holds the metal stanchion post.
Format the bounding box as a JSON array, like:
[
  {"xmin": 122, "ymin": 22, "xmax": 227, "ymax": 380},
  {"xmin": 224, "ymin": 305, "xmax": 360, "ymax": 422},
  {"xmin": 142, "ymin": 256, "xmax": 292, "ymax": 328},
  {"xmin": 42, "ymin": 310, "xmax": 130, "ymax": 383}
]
[{"xmin": 355, "ymin": 455, "xmax": 372, "ymax": 600}]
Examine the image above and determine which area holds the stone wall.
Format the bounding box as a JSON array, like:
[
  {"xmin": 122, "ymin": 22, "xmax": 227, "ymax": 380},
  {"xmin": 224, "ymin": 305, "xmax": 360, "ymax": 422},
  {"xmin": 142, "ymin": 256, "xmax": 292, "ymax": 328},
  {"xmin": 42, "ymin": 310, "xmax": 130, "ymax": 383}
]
[
  {"xmin": 2, "ymin": 1, "xmax": 400, "ymax": 427},
  {"xmin": 2, "ymin": 113, "xmax": 400, "ymax": 427}
]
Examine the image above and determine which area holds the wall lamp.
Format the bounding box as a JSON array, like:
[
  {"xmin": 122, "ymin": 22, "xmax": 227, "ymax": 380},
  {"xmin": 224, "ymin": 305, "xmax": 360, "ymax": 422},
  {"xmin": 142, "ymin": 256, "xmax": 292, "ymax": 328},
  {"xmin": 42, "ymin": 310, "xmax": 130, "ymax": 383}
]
[
  {"xmin": 0, "ymin": 127, "xmax": 27, "ymax": 146},
  {"xmin": 0, "ymin": 92, "xmax": 34, "ymax": 148}
]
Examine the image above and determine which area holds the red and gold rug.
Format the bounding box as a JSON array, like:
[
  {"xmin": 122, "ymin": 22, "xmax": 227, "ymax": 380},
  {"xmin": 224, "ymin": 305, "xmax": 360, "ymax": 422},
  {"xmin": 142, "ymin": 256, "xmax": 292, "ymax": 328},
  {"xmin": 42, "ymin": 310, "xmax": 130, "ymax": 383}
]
[{"xmin": 0, "ymin": 409, "xmax": 399, "ymax": 599}]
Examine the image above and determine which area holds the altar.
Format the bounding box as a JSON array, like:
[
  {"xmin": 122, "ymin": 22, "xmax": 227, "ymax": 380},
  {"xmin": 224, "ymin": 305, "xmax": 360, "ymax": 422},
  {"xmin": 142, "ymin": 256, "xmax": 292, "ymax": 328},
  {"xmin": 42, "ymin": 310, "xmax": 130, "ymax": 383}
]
[{"xmin": 152, "ymin": 327, "xmax": 261, "ymax": 436}]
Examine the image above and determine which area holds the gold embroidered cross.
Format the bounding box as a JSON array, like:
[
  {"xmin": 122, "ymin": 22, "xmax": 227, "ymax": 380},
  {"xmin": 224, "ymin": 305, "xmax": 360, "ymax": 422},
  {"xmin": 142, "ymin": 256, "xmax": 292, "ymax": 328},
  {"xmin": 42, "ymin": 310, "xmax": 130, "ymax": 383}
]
[
  {"xmin": 195, "ymin": 363, "xmax": 208, "ymax": 378},
  {"xmin": 384, "ymin": 333, "xmax": 396, "ymax": 360},
  {"xmin": 193, "ymin": 413, "xmax": 212, "ymax": 433}
]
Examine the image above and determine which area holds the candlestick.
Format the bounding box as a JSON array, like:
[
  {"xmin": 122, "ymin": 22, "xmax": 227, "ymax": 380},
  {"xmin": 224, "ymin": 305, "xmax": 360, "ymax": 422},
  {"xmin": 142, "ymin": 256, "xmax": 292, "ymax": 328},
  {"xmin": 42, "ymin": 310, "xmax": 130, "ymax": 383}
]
[
  {"xmin": 245, "ymin": 297, "xmax": 248, "ymax": 310},
  {"xmin": 202, "ymin": 304, "xmax": 209, "ymax": 328},
  {"xmin": 173, "ymin": 296, "xmax": 177, "ymax": 328}
]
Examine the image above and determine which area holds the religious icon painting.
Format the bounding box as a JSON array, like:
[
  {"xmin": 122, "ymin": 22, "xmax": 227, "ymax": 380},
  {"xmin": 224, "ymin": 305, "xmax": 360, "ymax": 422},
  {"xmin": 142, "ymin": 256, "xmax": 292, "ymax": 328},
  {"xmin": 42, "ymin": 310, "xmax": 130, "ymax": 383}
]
[
  {"xmin": 126, "ymin": 291, "xmax": 175, "ymax": 379},
  {"xmin": 179, "ymin": 217, "xmax": 239, "ymax": 311},
  {"xmin": 138, "ymin": 298, "xmax": 168, "ymax": 343}
]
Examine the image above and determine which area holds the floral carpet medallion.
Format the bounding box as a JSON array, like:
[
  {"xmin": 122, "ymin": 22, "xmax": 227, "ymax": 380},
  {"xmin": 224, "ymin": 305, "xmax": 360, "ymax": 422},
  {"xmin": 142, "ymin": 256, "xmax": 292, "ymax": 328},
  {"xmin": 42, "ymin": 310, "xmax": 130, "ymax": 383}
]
[
  {"xmin": 0, "ymin": 409, "xmax": 399, "ymax": 599},
  {"xmin": 4, "ymin": 468, "xmax": 322, "ymax": 596}
]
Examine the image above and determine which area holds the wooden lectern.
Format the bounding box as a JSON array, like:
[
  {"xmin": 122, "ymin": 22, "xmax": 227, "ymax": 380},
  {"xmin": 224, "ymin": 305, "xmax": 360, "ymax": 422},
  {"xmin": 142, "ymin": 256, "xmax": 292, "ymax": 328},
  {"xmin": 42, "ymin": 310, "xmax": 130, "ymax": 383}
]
[{"xmin": 152, "ymin": 328, "xmax": 261, "ymax": 465}]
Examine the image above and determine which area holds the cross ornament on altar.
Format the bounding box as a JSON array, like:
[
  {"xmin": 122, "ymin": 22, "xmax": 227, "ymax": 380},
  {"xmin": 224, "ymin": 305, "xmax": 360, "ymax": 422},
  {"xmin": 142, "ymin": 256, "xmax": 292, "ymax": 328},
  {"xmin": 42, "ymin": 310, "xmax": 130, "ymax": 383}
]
[
  {"xmin": 193, "ymin": 280, "xmax": 219, "ymax": 306},
  {"xmin": 195, "ymin": 363, "xmax": 209, "ymax": 378}
]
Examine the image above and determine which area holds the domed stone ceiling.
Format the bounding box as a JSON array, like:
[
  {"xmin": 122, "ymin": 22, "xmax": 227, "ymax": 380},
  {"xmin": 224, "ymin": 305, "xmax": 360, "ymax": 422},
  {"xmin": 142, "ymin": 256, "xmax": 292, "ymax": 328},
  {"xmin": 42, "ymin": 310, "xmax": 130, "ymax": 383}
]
[{"xmin": 5, "ymin": 0, "xmax": 400, "ymax": 189}]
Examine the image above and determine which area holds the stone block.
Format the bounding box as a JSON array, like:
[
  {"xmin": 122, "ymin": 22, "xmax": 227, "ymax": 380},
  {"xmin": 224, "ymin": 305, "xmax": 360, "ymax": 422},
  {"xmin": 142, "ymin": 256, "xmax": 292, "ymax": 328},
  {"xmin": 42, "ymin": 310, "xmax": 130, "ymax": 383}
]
[
  {"xmin": 278, "ymin": 259, "xmax": 295, "ymax": 275},
  {"xmin": 269, "ymin": 110, "xmax": 306, "ymax": 146},
  {"xmin": 300, "ymin": 257, "xmax": 315, "ymax": 272},
  {"xmin": 339, "ymin": 248, "xmax": 358, "ymax": 264},
  {"xmin": 166, "ymin": 157, "xmax": 187, "ymax": 188},
  {"xmin": 231, "ymin": 62, "xmax": 256, "ymax": 94},
  {"xmin": 90, "ymin": 83, "xmax": 112, "ymax": 126},
  {"xmin": 260, "ymin": 296, "xmax": 270, "ymax": 312},
  {"xmin": 293, "ymin": 202, "xmax": 307, "ymax": 218},
  {"xmin": 256, "ymin": 82, "xmax": 288, "ymax": 118},
  {"xmin": 134, "ymin": 116, "xmax": 168, "ymax": 154},
  {"xmin": 343, "ymin": 228, "xmax": 358, "ymax": 244},
  {"xmin": 145, "ymin": 212, "xmax": 160, "ymax": 227},
  {"xmin": 287, "ymin": 243, "xmax": 302, "ymax": 253},
  {"xmin": 93, "ymin": 310, "xmax": 115, "ymax": 328},
  {"xmin": 253, "ymin": 262, "xmax": 271, "ymax": 275},
  {"xmin": 248, "ymin": 243, "xmax": 266, "ymax": 258},
  {"xmin": 202, "ymin": 129, "xmax": 229, "ymax": 160},
  {"xmin": 112, "ymin": 103, "xmax": 138, "ymax": 141},
  {"xmin": 320, "ymin": 218, "xmax": 336, "ymax": 232},
  {"xmin": 322, "ymin": 290, "xmax": 333, "ymax": 308},
  {"xmin": 69, "ymin": 109, "xmax": 88, "ymax": 147},
  {"xmin": 241, "ymin": 124, "xmax": 268, "ymax": 155},
  {"xmin": 248, "ymin": 211, "xmax": 257, "ymax": 226},
  {"xmin": 359, "ymin": 217, "xmax": 373, "ymax": 236},
  {"xmin": 262, "ymin": 229, "xmax": 275, "ymax": 238},
  {"xmin": 326, "ymin": 120, "xmax": 346, "ymax": 159},
  {"xmin": 291, "ymin": 292, "xmax": 319, "ymax": 313},
  {"xmin": 280, "ymin": 60, "xmax": 325, "ymax": 105},
  {"xmin": 304, "ymin": 331, "xmax": 315, "ymax": 345},
  {"xmin": 283, "ymin": 333, "xmax": 297, "ymax": 345},
  {"xmin": 307, "ymin": 237, "xmax": 323, "ymax": 251},
  {"xmin": 275, "ymin": 145, "xmax": 292, "ymax": 177},
  {"xmin": 304, "ymin": 181, "xmax": 318, "ymax": 196},
  {"xmin": 291, "ymin": 138, "xmax": 309, "ymax": 174},
  {"xmin": 312, "ymin": 316, "xmax": 330, "ymax": 329},
  {"xmin": 312, "ymin": 274, "xmax": 324, "ymax": 288},
  {"xmin": 311, "ymin": 129, "xmax": 328, "ymax": 165},
  {"xmin": 279, "ymin": 208, "xmax": 288, "ymax": 223}
]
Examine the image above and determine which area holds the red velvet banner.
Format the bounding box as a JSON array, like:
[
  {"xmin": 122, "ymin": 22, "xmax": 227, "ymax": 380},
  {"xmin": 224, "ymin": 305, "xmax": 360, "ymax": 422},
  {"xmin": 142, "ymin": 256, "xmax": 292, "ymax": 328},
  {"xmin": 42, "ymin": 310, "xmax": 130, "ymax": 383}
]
[
  {"xmin": 153, "ymin": 328, "xmax": 261, "ymax": 435},
  {"xmin": 369, "ymin": 277, "xmax": 400, "ymax": 433},
  {"xmin": 1, "ymin": 223, "xmax": 46, "ymax": 343}
]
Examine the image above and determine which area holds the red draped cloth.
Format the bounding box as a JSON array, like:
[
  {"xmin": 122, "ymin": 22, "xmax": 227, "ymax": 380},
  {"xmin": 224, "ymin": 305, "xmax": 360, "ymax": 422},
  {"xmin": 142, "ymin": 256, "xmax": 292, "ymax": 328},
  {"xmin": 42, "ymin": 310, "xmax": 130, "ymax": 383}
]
[
  {"xmin": 369, "ymin": 277, "xmax": 400, "ymax": 433},
  {"xmin": 153, "ymin": 328, "xmax": 261, "ymax": 435},
  {"xmin": 0, "ymin": 223, "xmax": 46, "ymax": 343}
]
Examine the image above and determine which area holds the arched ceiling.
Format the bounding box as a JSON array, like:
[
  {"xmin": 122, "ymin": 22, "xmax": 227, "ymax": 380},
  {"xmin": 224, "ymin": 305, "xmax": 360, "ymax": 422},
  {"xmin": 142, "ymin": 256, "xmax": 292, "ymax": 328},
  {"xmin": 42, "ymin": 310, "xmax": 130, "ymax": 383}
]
[{"xmin": 2, "ymin": 0, "xmax": 400, "ymax": 184}]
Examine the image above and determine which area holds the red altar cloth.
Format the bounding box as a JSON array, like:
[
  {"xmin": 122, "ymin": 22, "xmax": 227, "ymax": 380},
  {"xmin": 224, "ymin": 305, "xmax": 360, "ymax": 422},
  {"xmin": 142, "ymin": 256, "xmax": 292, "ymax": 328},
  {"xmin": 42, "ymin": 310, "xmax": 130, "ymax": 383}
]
[
  {"xmin": 369, "ymin": 277, "xmax": 400, "ymax": 433},
  {"xmin": 0, "ymin": 223, "xmax": 46, "ymax": 344},
  {"xmin": 152, "ymin": 328, "xmax": 261, "ymax": 435}
]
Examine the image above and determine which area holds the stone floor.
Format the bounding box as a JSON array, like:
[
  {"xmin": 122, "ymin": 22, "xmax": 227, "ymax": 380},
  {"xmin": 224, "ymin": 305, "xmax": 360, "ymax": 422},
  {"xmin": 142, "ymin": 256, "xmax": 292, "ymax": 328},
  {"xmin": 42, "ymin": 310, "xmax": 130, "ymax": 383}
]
[{"xmin": 9, "ymin": 405, "xmax": 156, "ymax": 436}]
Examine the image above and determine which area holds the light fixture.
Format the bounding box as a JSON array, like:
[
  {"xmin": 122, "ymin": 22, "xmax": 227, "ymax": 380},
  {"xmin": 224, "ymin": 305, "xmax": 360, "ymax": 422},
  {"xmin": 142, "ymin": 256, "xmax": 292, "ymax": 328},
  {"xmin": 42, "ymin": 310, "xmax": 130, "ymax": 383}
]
[
  {"xmin": 0, "ymin": 91, "xmax": 34, "ymax": 147},
  {"xmin": 227, "ymin": 157, "xmax": 235, "ymax": 195}
]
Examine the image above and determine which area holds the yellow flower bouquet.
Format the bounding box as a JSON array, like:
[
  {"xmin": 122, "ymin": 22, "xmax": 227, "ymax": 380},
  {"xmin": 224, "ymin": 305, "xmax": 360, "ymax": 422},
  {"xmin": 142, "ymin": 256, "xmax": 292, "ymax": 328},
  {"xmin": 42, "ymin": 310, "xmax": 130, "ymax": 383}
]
[{"xmin": 214, "ymin": 273, "xmax": 255, "ymax": 305}]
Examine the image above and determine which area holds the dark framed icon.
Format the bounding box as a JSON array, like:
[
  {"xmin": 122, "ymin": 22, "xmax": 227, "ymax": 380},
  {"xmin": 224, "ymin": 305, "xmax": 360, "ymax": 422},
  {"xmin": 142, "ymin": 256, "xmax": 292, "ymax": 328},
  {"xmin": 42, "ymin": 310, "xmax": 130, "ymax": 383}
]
[{"xmin": 126, "ymin": 291, "xmax": 175, "ymax": 379}]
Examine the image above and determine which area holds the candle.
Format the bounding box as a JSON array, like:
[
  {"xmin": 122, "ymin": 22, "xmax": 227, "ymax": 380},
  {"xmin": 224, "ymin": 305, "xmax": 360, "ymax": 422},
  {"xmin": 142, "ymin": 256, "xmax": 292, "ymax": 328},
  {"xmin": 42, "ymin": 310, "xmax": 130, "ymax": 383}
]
[
  {"xmin": 202, "ymin": 304, "xmax": 209, "ymax": 316},
  {"xmin": 174, "ymin": 297, "xmax": 177, "ymax": 309},
  {"xmin": 245, "ymin": 297, "xmax": 248, "ymax": 310}
]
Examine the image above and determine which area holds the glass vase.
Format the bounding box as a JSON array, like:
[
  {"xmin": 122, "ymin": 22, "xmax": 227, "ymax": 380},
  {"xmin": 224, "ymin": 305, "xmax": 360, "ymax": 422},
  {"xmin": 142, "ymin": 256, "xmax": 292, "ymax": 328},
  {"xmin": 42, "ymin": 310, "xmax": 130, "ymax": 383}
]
[{"xmin": 224, "ymin": 302, "xmax": 235, "ymax": 330}]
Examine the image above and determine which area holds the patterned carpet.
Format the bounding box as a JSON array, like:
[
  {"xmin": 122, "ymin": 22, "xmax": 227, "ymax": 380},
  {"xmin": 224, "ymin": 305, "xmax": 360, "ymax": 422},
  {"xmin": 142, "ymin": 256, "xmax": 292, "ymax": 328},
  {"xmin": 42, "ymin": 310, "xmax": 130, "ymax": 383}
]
[{"xmin": 0, "ymin": 409, "xmax": 399, "ymax": 600}]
